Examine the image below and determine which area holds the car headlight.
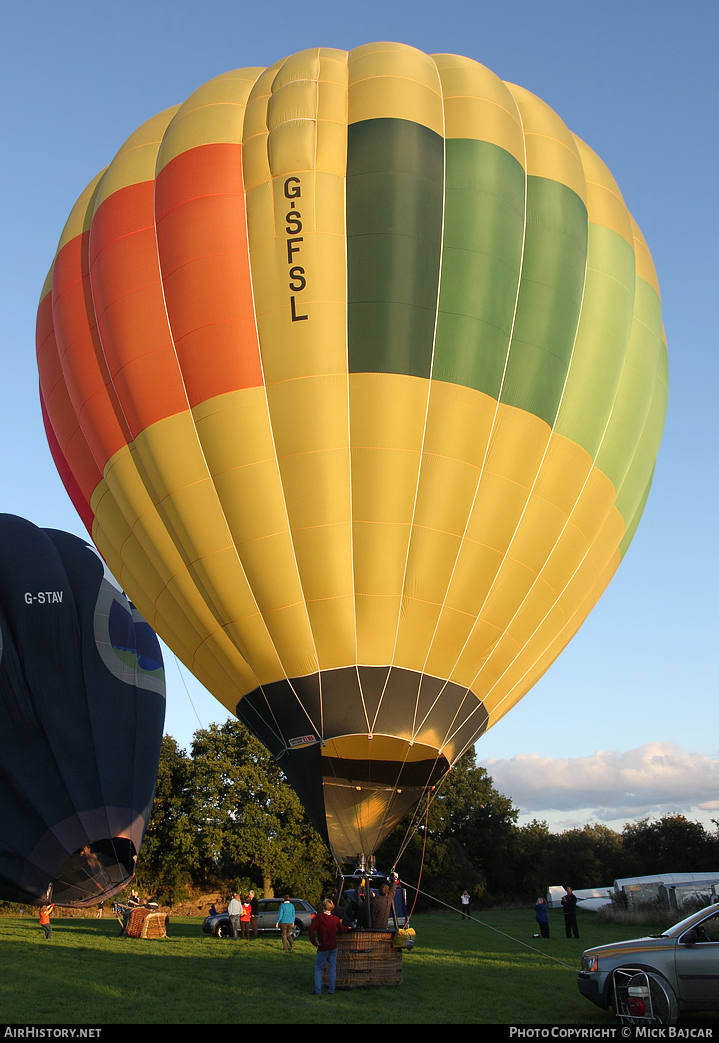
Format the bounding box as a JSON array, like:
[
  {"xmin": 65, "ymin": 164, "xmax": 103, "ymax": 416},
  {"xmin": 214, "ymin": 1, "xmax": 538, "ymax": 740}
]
[{"xmin": 581, "ymin": 954, "xmax": 599, "ymax": 973}]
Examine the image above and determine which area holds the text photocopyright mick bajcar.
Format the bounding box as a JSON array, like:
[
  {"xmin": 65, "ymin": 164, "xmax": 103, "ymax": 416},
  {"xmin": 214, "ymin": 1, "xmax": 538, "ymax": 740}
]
[{"xmin": 508, "ymin": 1030, "xmax": 713, "ymax": 1039}]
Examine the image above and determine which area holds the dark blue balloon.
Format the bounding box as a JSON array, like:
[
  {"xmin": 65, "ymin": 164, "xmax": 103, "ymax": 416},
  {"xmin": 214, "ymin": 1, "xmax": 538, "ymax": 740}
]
[{"xmin": 0, "ymin": 515, "xmax": 165, "ymax": 906}]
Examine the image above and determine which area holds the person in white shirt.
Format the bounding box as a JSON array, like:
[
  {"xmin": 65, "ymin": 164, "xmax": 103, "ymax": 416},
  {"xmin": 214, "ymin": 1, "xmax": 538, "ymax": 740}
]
[
  {"xmin": 227, "ymin": 893, "xmax": 242, "ymax": 940},
  {"xmin": 461, "ymin": 890, "xmax": 470, "ymax": 920}
]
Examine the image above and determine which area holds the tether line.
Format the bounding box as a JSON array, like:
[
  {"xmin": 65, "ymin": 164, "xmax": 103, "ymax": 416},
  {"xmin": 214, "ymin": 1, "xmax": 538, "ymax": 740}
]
[{"xmin": 401, "ymin": 882, "xmax": 578, "ymax": 972}]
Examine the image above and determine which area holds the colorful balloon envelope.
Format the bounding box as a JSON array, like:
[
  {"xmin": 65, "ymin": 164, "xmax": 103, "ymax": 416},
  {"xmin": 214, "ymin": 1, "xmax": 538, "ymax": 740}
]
[
  {"xmin": 37, "ymin": 43, "xmax": 667, "ymax": 862},
  {"xmin": 0, "ymin": 516, "xmax": 165, "ymax": 904}
]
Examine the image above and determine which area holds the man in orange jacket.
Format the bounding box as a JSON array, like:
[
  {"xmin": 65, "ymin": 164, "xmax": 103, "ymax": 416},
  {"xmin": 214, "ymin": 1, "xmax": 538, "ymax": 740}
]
[{"xmin": 39, "ymin": 903, "xmax": 54, "ymax": 940}]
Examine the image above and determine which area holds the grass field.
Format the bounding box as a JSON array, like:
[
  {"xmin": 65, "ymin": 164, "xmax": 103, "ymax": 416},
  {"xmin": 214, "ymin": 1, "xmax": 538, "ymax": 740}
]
[{"xmin": 0, "ymin": 908, "xmax": 711, "ymax": 1025}]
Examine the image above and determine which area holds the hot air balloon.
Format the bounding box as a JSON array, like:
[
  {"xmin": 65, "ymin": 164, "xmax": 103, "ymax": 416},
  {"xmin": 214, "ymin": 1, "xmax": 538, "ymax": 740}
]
[
  {"xmin": 0, "ymin": 515, "xmax": 165, "ymax": 905},
  {"xmin": 36, "ymin": 43, "xmax": 667, "ymax": 865}
]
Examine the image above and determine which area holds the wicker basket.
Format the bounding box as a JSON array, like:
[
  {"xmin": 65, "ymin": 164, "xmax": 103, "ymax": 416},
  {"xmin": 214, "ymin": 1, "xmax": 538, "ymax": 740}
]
[
  {"xmin": 327, "ymin": 930, "xmax": 402, "ymax": 989},
  {"xmin": 126, "ymin": 908, "xmax": 169, "ymax": 939}
]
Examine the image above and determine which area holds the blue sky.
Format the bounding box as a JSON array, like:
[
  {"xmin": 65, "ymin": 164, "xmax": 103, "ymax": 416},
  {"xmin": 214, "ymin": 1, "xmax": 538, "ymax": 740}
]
[{"xmin": 2, "ymin": 0, "xmax": 717, "ymax": 835}]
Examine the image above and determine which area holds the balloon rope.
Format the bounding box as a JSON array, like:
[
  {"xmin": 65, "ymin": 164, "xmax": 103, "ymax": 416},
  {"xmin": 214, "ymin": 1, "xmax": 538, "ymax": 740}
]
[
  {"xmin": 172, "ymin": 653, "xmax": 205, "ymax": 730},
  {"xmin": 391, "ymin": 795, "xmax": 430, "ymax": 869},
  {"xmin": 400, "ymin": 881, "xmax": 578, "ymax": 972},
  {"xmin": 392, "ymin": 756, "xmax": 452, "ymax": 867},
  {"xmin": 373, "ymin": 736, "xmax": 441, "ymax": 864},
  {"xmin": 402, "ymin": 788, "xmax": 432, "ymax": 930}
]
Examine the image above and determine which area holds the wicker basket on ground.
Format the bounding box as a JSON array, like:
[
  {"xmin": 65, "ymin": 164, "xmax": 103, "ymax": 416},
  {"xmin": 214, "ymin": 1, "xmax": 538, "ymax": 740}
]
[
  {"xmin": 126, "ymin": 908, "xmax": 169, "ymax": 939},
  {"xmin": 327, "ymin": 930, "xmax": 402, "ymax": 989}
]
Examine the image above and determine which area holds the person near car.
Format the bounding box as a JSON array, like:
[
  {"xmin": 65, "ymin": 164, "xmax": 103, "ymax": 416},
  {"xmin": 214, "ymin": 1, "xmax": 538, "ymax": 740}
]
[
  {"xmin": 534, "ymin": 897, "xmax": 549, "ymax": 938},
  {"xmin": 227, "ymin": 893, "xmax": 242, "ymax": 941},
  {"xmin": 240, "ymin": 896, "xmax": 252, "ymax": 939},
  {"xmin": 276, "ymin": 895, "xmax": 296, "ymax": 952},
  {"xmin": 309, "ymin": 898, "xmax": 350, "ymax": 995},
  {"xmin": 248, "ymin": 889, "xmax": 258, "ymax": 939},
  {"xmin": 561, "ymin": 887, "xmax": 579, "ymax": 938}
]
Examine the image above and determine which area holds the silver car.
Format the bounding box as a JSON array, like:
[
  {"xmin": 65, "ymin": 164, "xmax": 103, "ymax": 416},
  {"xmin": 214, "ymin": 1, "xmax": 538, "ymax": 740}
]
[
  {"xmin": 202, "ymin": 898, "xmax": 317, "ymax": 940},
  {"xmin": 577, "ymin": 900, "xmax": 719, "ymax": 1024}
]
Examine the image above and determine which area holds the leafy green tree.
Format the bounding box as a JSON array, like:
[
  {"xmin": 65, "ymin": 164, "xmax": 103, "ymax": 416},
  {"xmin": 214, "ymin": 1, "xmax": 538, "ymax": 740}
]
[
  {"xmin": 621, "ymin": 815, "xmax": 718, "ymax": 875},
  {"xmin": 507, "ymin": 819, "xmax": 554, "ymax": 897},
  {"xmin": 135, "ymin": 723, "xmax": 335, "ymax": 906},
  {"xmin": 584, "ymin": 823, "xmax": 633, "ymax": 882},
  {"xmin": 135, "ymin": 735, "xmax": 197, "ymax": 903},
  {"xmin": 188, "ymin": 720, "xmax": 334, "ymax": 905},
  {"xmin": 430, "ymin": 750, "xmax": 518, "ymax": 898},
  {"xmin": 376, "ymin": 749, "xmax": 518, "ymax": 909},
  {"xmin": 546, "ymin": 823, "xmax": 628, "ymax": 890},
  {"xmin": 378, "ymin": 829, "xmax": 484, "ymax": 914}
]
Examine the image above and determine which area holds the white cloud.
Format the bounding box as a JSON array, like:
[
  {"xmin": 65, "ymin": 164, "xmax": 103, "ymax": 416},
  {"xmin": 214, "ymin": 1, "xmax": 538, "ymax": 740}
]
[{"xmin": 483, "ymin": 742, "xmax": 719, "ymax": 822}]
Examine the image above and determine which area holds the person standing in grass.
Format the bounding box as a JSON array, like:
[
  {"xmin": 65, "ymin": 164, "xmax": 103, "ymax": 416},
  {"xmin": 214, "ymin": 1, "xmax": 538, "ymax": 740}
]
[
  {"xmin": 561, "ymin": 887, "xmax": 579, "ymax": 938},
  {"xmin": 248, "ymin": 889, "xmax": 258, "ymax": 939},
  {"xmin": 534, "ymin": 897, "xmax": 549, "ymax": 938},
  {"xmin": 461, "ymin": 890, "xmax": 470, "ymax": 920},
  {"xmin": 240, "ymin": 896, "xmax": 252, "ymax": 940},
  {"xmin": 276, "ymin": 895, "xmax": 296, "ymax": 952},
  {"xmin": 39, "ymin": 903, "xmax": 54, "ymax": 939},
  {"xmin": 227, "ymin": 893, "xmax": 242, "ymax": 940},
  {"xmin": 308, "ymin": 898, "xmax": 350, "ymax": 995}
]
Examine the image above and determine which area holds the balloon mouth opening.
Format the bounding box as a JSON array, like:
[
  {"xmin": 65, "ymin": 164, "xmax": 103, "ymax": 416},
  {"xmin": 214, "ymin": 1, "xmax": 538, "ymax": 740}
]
[
  {"xmin": 49, "ymin": 838, "xmax": 138, "ymax": 906},
  {"xmin": 237, "ymin": 664, "xmax": 486, "ymax": 861}
]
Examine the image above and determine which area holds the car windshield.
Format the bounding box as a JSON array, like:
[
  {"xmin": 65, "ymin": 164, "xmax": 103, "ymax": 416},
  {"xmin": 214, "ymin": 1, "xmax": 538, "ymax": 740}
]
[{"xmin": 657, "ymin": 902, "xmax": 719, "ymax": 938}]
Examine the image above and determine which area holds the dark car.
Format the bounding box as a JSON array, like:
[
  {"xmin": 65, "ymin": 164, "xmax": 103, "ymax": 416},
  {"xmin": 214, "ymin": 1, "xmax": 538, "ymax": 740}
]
[
  {"xmin": 202, "ymin": 898, "xmax": 317, "ymax": 940},
  {"xmin": 577, "ymin": 901, "xmax": 719, "ymax": 1025}
]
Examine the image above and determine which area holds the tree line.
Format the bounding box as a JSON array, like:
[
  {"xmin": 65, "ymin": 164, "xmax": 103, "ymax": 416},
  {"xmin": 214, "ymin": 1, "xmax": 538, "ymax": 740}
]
[{"xmin": 135, "ymin": 721, "xmax": 719, "ymax": 910}]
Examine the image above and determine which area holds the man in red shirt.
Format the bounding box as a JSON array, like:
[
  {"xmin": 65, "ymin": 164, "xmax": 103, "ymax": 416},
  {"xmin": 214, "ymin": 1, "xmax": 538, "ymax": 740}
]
[{"xmin": 308, "ymin": 898, "xmax": 350, "ymax": 995}]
